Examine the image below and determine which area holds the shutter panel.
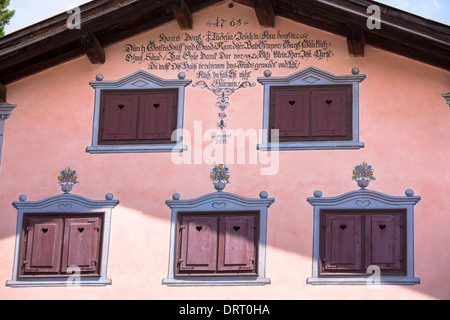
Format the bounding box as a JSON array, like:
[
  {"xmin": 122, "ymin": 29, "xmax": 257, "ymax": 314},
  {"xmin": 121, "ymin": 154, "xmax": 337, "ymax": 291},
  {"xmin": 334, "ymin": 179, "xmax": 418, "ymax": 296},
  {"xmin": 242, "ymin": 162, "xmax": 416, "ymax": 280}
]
[
  {"xmin": 365, "ymin": 213, "xmax": 404, "ymax": 272},
  {"xmin": 323, "ymin": 214, "xmax": 362, "ymax": 272},
  {"xmin": 218, "ymin": 215, "xmax": 257, "ymax": 272},
  {"xmin": 179, "ymin": 216, "xmax": 217, "ymax": 272},
  {"xmin": 101, "ymin": 94, "xmax": 139, "ymax": 141},
  {"xmin": 271, "ymin": 88, "xmax": 309, "ymax": 139},
  {"xmin": 61, "ymin": 217, "xmax": 101, "ymax": 274},
  {"xmin": 138, "ymin": 91, "xmax": 176, "ymax": 141},
  {"xmin": 311, "ymin": 88, "xmax": 350, "ymax": 138},
  {"xmin": 23, "ymin": 218, "xmax": 63, "ymax": 274}
]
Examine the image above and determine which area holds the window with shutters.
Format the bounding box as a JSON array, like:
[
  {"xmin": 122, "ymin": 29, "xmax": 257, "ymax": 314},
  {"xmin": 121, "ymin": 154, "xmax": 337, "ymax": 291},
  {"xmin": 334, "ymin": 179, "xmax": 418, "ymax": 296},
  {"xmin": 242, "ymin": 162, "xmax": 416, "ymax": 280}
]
[
  {"xmin": 257, "ymin": 66, "xmax": 365, "ymax": 151},
  {"xmin": 7, "ymin": 192, "xmax": 119, "ymax": 287},
  {"xmin": 176, "ymin": 213, "xmax": 258, "ymax": 276},
  {"xmin": 19, "ymin": 214, "xmax": 103, "ymax": 278},
  {"xmin": 269, "ymin": 85, "xmax": 352, "ymax": 142},
  {"xmin": 87, "ymin": 70, "xmax": 191, "ymax": 154},
  {"xmin": 163, "ymin": 191, "xmax": 274, "ymax": 286},
  {"xmin": 99, "ymin": 89, "xmax": 177, "ymax": 145},
  {"xmin": 320, "ymin": 210, "xmax": 406, "ymax": 276},
  {"xmin": 307, "ymin": 188, "xmax": 421, "ymax": 285}
]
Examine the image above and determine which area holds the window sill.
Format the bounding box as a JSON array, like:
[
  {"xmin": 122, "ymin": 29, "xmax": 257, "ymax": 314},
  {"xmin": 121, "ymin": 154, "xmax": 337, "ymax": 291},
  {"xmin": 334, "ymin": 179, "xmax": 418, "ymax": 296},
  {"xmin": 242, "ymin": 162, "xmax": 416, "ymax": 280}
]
[
  {"xmin": 6, "ymin": 277, "xmax": 112, "ymax": 287},
  {"xmin": 306, "ymin": 276, "xmax": 420, "ymax": 285},
  {"xmin": 257, "ymin": 141, "xmax": 364, "ymax": 151},
  {"xmin": 86, "ymin": 143, "xmax": 187, "ymax": 154},
  {"xmin": 162, "ymin": 276, "xmax": 271, "ymax": 287}
]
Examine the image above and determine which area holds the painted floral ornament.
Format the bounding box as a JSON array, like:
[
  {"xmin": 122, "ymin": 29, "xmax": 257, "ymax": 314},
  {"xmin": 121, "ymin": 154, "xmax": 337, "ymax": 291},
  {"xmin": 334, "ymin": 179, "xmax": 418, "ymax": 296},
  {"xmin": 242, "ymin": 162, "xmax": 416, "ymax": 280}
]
[
  {"xmin": 352, "ymin": 162, "xmax": 376, "ymax": 189},
  {"xmin": 210, "ymin": 164, "xmax": 230, "ymax": 191},
  {"xmin": 58, "ymin": 167, "xmax": 79, "ymax": 193}
]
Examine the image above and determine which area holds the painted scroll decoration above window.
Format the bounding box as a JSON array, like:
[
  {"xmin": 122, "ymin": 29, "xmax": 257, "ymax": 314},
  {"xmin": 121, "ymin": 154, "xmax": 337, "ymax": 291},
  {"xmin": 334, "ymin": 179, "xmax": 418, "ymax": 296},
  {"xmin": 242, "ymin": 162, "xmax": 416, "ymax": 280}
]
[
  {"xmin": 306, "ymin": 162, "xmax": 420, "ymax": 285},
  {"xmin": 86, "ymin": 70, "xmax": 191, "ymax": 154},
  {"xmin": 257, "ymin": 66, "xmax": 366, "ymax": 151}
]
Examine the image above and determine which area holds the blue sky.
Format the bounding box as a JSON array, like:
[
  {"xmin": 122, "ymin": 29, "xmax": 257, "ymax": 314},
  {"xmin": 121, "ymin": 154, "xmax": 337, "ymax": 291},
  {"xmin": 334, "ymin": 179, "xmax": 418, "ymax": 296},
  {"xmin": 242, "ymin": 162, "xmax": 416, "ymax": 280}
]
[{"xmin": 3, "ymin": 0, "xmax": 450, "ymax": 35}]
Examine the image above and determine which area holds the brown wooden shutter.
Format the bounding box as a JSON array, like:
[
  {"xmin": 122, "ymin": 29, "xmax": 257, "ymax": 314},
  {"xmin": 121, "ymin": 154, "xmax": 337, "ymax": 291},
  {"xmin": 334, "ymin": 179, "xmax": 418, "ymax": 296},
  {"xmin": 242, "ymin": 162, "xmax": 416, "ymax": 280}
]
[
  {"xmin": 23, "ymin": 217, "xmax": 63, "ymax": 274},
  {"xmin": 61, "ymin": 217, "xmax": 101, "ymax": 274},
  {"xmin": 271, "ymin": 88, "xmax": 309, "ymax": 139},
  {"xmin": 323, "ymin": 214, "xmax": 362, "ymax": 272},
  {"xmin": 138, "ymin": 91, "xmax": 176, "ymax": 141},
  {"xmin": 311, "ymin": 88, "xmax": 350, "ymax": 138},
  {"xmin": 101, "ymin": 94, "xmax": 139, "ymax": 141},
  {"xmin": 217, "ymin": 215, "xmax": 257, "ymax": 273},
  {"xmin": 365, "ymin": 213, "xmax": 405, "ymax": 272},
  {"xmin": 179, "ymin": 216, "xmax": 217, "ymax": 272}
]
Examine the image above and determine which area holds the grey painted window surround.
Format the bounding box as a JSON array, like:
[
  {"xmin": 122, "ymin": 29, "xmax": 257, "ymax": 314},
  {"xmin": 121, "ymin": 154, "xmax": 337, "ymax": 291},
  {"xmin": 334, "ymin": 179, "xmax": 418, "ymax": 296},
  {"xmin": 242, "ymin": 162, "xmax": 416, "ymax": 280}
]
[
  {"xmin": 86, "ymin": 70, "xmax": 191, "ymax": 154},
  {"xmin": 257, "ymin": 66, "xmax": 366, "ymax": 151},
  {"xmin": 163, "ymin": 191, "xmax": 274, "ymax": 286},
  {"xmin": 0, "ymin": 103, "xmax": 16, "ymax": 170},
  {"xmin": 306, "ymin": 188, "xmax": 421, "ymax": 285},
  {"xmin": 6, "ymin": 193, "xmax": 119, "ymax": 287},
  {"xmin": 442, "ymin": 93, "xmax": 450, "ymax": 107}
]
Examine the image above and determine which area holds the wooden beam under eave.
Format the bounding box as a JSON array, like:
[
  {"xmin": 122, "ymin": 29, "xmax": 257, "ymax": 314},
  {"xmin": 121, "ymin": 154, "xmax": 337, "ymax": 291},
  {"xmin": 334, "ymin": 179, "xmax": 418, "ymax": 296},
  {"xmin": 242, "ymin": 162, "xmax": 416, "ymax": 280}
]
[
  {"xmin": 346, "ymin": 25, "xmax": 366, "ymax": 57},
  {"xmin": 171, "ymin": 0, "xmax": 193, "ymax": 30},
  {"xmin": 0, "ymin": 83, "xmax": 6, "ymax": 103},
  {"xmin": 253, "ymin": 0, "xmax": 275, "ymax": 28},
  {"xmin": 81, "ymin": 32, "xmax": 105, "ymax": 65}
]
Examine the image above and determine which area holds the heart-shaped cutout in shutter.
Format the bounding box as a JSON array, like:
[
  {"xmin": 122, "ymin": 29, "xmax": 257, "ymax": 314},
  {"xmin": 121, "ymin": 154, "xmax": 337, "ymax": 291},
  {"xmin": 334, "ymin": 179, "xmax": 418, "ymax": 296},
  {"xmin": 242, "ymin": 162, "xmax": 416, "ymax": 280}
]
[
  {"xmin": 78, "ymin": 228, "xmax": 85, "ymax": 233},
  {"xmin": 153, "ymin": 103, "xmax": 160, "ymax": 109},
  {"xmin": 42, "ymin": 228, "xmax": 48, "ymax": 233},
  {"xmin": 118, "ymin": 104, "xmax": 125, "ymax": 110},
  {"xmin": 233, "ymin": 226, "xmax": 240, "ymax": 232},
  {"xmin": 288, "ymin": 100, "xmax": 296, "ymax": 106},
  {"xmin": 340, "ymin": 225, "xmax": 347, "ymax": 230},
  {"xmin": 196, "ymin": 226, "xmax": 203, "ymax": 232},
  {"xmin": 325, "ymin": 100, "xmax": 333, "ymax": 105},
  {"xmin": 379, "ymin": 225, "xmax": 387, "ymax": 230}
]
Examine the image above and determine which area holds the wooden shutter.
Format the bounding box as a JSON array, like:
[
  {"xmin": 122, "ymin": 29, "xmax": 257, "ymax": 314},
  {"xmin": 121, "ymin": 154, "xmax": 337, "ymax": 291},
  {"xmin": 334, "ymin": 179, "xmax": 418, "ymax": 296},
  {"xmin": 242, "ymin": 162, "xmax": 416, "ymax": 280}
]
[
  {"xmin": 23, "ymin": 217, "xmax": 63, "ymax": 274},
  {"xmin": 138, "ymin": 91, "xmax": 176, "ymax": 141},
  {"xmin": 101, "ymin": 94, "xmax": 139, "ymax": 141},
  {"xmin": 218, "ymin": 215, "xmax": 257, "ymax": 272},
  {"xmin": 61, "ymin": 217, "xmax": 102, "ymax": 274},
  {"xmin": 311, "ymin": 88, "xmax": 350, "ymax": 138},
  {"xmin": 271, "ymin": 88, "xmax": 309, "ymax": 139},
  {"xmin": 323, "ymin": 214, "xmax": 362, "ymax": 272},
  {"xmin": 179, "ymin": 216, "xmax": 217, "ymax": 272},
  {"xmin": 365, "ymin": 213, "xmax": 404, "ymax": 272}
]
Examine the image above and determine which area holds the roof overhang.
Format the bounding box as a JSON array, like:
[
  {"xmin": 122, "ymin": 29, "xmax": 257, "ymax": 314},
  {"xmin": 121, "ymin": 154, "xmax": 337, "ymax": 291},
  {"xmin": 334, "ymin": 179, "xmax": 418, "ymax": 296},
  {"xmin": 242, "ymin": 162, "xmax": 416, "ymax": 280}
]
[{"xmin": 0, "ymin": 0, "xmax": 448, "ymax": 87}]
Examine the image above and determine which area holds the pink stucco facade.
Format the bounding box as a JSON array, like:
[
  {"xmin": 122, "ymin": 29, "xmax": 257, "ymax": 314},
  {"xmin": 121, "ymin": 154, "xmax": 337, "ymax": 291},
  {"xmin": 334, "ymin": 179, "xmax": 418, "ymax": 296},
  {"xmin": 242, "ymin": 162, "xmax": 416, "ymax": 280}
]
[{"xmin": 0, "ymin": 3, "xmax": 449, "ymax": 300}]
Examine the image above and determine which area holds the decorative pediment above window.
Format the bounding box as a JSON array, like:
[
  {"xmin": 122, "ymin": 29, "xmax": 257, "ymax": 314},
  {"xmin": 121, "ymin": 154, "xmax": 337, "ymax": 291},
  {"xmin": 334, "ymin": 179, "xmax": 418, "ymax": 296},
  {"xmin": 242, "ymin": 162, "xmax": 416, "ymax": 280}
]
[
  {"xmin": 442, "ymin": 92, "xmax": 450, "ymax": 107},
  {"xmin": 86, "ymin": 70, "xmax": 191, "ymax": 154},
  {"xmin": 257, "ymin": 67, "xmax": 366, "ymax": 151}
]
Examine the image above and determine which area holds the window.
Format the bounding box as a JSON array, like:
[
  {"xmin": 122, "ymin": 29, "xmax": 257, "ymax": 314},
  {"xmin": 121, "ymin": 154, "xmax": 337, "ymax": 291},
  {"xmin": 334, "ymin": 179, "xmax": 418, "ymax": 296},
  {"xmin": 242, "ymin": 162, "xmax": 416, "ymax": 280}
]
[
  {"xmin": 320, "ymin": 210, "xmax": 406, "ymax": 276},
  {"xmin": 258, "ymin": 66, "xmax": 365, "ymax": 151},
  {"xmin": 163, "ymin": 191, "xmax": 274, "ymax": 286},
  {"xmin": 99, "ymin": 89, "xmax": 177, "ymax": 145},
  {"xmin": 270, "ymin": 85, "xmax": 352, "ymax": 142},
  {"xmin": 7, "ymin": 193, "xmax": 119, "ymax": 287},
  {"xmin": 307, "ymin": 188, "xmax": 420, "ymax": 285},
  {"xmin": 19, "ymin": 214, "xmax": 103, "ymax": 278},
  {"xmin": 86, "ymin": 70, "xmax": 191, "ymax": 154},
  {"xmin": 176, "ymin": 213, "xmax": 258, "ymax": 276}
]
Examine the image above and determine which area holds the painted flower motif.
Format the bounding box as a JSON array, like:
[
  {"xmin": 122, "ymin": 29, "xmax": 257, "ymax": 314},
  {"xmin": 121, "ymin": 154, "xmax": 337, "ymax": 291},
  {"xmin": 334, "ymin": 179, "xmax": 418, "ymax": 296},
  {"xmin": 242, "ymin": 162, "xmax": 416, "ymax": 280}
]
[
  {"xmin": 352, "ymin": 162, "xmax": 376, "ymax": 181},
  {"xmin": 58, "ymin": 167, "xmax": 79, "ymax": 184},
  {"xmin": 210, "ymin": 164, "xmax": 230, "ymax": 183}
]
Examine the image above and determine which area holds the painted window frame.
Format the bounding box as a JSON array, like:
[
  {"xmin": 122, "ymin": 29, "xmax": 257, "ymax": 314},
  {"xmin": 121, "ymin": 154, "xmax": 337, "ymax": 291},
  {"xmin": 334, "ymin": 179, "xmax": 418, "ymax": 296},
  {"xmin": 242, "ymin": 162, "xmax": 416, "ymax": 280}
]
[
  {"xmin": 86, "ymin": 70, "xmax": 191, "ymax": 154},
  {"xmin": 257, "ymin": 66, "xmax": 366, "ymax": 151},
  {"xmin": 163, "ymin": 191, "xmax": 274, "ymax": 286},
  {"xmin": 306, "ymin": 188, "xmax": 421, "ymax": 285},
  {"xmin": 6, "ymin": 193, "xmax": 119, "ymax": 287}
]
